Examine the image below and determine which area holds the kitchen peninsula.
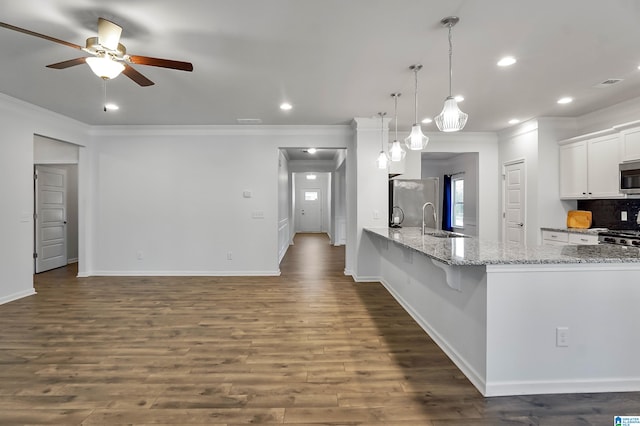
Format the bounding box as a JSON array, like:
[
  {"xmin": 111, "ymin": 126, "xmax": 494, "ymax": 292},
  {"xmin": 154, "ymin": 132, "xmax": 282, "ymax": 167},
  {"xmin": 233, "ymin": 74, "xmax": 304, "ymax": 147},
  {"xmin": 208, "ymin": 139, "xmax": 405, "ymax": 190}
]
[{"xmin": 364, "ymin": 227, "xmax": 640, "ymax": 397}]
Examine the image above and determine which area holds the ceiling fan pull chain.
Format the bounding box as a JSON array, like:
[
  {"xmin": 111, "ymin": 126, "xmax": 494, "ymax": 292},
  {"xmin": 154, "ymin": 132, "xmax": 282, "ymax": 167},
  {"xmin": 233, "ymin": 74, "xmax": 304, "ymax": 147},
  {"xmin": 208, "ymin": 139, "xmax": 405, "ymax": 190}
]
[{"xmin": 103, "ymin": 79, "xmax": 107, "ymax": 112}]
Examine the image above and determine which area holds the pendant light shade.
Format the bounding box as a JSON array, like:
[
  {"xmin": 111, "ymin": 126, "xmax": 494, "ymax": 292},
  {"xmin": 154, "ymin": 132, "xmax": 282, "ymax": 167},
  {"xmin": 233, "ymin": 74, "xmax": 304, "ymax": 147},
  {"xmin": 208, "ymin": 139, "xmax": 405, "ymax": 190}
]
[
  {"xmin": 389, "ymin": 93, "xmax": 406, "ymax": 161},
  {"xmin": 376, "ymin": 112, "xmax": 389, "ymax": 169},
  {"xmin": 435, "ymin": 16, "xmax": 468, "ymax": 132},
  {"xmin": 404, "ymin": 65, "xmax": 428, "ymax": 151},
  {"xmin": 435, "ymin": 96, "xmax": 468, "ymax": 132}
]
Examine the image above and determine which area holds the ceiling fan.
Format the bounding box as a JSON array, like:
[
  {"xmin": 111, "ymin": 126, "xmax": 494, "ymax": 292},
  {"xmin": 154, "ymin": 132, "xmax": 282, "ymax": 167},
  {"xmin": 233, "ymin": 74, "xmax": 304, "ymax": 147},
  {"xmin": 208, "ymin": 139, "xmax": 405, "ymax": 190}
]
[{"xmin": 0, "ymin": 17, "xmax": 193, "ymax": 86}]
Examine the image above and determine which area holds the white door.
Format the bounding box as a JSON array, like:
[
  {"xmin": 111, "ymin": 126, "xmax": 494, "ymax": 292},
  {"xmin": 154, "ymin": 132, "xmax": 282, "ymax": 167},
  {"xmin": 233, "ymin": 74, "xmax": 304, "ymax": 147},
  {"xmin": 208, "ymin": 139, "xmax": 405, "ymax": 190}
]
[
  {"xmin": 35, "ymin": 166, "xmax": 67, "ymax": 273},
  {"xmin": 503, "ymin": 161, "xmax": 525, "ymax": 246},
  {"xmin": 298, "ymin": 188, "xmax": 322, "ymax": 232}
]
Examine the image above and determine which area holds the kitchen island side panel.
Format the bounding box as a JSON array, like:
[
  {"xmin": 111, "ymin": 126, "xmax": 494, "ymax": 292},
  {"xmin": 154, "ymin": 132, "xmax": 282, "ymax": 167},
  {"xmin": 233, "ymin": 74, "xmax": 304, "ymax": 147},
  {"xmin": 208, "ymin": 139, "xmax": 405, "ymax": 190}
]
[
  {"xmin": 370, "ymin": 234, "xmax": 488, "ymax": 394},
  {"xmin": 485, "ymin": 264, "xmax": 640, "ymax": 396}
]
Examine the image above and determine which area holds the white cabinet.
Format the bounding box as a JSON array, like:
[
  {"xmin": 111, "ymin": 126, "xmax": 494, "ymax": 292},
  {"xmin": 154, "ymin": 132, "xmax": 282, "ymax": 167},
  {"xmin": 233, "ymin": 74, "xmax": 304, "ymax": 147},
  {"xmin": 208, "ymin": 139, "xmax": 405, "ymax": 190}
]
[
  {"xmin": 621, "ymin": 127, "xmax": 640, "ymax": 161},
  {"xmin": 542, "ymin": 230, "xmax": 569, "ymax": 246},
  {"xmin": 559, "ymin": 134, "xmax": 622, "ymax": 199},
  {"xmin": 542, "ymin": 230, "xmax": 599, "ymax": 246}
]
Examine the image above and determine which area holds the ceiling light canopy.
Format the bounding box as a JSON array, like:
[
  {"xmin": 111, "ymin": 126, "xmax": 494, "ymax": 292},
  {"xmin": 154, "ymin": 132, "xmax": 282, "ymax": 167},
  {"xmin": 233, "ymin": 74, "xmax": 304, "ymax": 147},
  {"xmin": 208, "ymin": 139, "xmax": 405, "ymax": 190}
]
[
  {"xmin": 389, "ymin": 93, "xmax": 406, "ymax": 162},
  {"xmin": 405, "ymin": 65, "xmax": 429, "ymax": 150},
  {"xmin": 280, "ymin": 102, "xmax": 293, "ymax": 110},
  {"xmin": 435, "ymin": 16, "xmax": 468, "ymax": 133},
  {"xmin": 557, "ymin": 97, "xmax": 573, "ymax": 104},
  {"xmin": 421, "ymin": 117, "xmax": 433, "ymax": 124},
  {"xmin": 508, "ymin": 118, "xmax": 520, "ymax": 124},
  {"xmin": 104, "ymin": 103, "xmax": 119, "ymax": 111},
  {"xmin": 85, "ymin": 56, "xmax": 125, "ymax": 80},
  {"xmin": 307, "ymin": 147, "xmax": 317, "ymax": 154},
  {"xmin": 376, "ymin": 112, "xmax": 389, "ymax": 169}
]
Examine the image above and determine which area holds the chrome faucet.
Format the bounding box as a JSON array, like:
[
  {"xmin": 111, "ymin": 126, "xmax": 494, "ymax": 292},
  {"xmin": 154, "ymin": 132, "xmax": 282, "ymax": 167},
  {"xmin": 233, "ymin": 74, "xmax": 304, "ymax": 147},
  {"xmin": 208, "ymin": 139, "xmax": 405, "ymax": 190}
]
[{"xmin": 422, "ymin": 202, "xmax": 437, "ymax": 235}]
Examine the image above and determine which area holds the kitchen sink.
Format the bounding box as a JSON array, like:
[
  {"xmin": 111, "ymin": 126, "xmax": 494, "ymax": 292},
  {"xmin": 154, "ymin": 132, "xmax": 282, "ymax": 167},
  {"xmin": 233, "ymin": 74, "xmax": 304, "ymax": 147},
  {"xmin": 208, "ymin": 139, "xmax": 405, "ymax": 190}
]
[{"xmin": 424, "ymin": 231, "xmax": 470, "ymax": 238}]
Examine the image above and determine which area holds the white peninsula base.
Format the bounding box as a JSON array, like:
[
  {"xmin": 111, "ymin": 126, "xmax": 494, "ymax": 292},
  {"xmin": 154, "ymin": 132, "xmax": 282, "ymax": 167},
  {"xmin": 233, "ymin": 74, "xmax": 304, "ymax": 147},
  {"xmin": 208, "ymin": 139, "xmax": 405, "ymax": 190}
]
[{"xmin": 367, "ymin": 230, "xmax": 640, "ymax": 397}]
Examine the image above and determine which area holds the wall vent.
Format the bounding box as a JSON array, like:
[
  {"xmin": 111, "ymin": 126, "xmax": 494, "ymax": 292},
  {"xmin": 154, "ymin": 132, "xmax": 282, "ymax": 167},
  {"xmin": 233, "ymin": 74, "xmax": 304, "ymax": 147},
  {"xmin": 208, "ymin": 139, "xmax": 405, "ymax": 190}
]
[{"xmin": 236, "ymin": 118, "xmax": 262, "ymax": 124}]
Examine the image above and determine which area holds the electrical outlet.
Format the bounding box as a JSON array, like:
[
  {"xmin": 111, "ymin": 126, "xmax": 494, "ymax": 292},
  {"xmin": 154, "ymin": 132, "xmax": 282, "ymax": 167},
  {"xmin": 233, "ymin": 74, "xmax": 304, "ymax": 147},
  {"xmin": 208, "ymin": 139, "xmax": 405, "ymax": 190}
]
[
  {"xmin": 556, "ymin": 327, "xmax": 569, "ymax": 347},
  {"xmin": 373, "ymin": 210, "xmax": 380, "ymax": 220},
  {"xmin": 136, "ymin": 251, "xmax": 144, "ymax": 260},
  {"xmin": 227, "ymin": 251, "xmax": 233, "ymax": 260},
  {"xmin": 622, "ymin": 211, "xmax": 628, "ymax": 221}
]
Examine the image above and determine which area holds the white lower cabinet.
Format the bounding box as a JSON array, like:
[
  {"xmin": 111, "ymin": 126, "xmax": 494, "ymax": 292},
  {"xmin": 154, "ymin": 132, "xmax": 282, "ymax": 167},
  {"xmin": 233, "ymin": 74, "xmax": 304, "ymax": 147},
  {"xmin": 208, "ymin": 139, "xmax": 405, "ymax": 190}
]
[{"xmin": 542, "ymin": 230, "xmax": 598, "ymax": 246}]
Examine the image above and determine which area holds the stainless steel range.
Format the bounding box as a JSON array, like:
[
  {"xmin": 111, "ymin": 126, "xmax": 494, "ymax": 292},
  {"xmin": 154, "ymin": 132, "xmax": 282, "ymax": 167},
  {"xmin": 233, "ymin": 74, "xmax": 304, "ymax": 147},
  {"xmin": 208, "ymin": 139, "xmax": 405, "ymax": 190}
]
[{"xmin": 598, "ymin": 230, "xmax": 640, "ymax": 246}]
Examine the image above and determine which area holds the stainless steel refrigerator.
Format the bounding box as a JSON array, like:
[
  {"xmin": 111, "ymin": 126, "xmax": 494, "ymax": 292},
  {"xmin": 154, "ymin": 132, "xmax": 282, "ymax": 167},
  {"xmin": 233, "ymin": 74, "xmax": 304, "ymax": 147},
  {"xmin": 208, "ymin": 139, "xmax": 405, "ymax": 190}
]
[{"xmin": 389, "ymin": 178, "xmax": 439, "ymax": 228}]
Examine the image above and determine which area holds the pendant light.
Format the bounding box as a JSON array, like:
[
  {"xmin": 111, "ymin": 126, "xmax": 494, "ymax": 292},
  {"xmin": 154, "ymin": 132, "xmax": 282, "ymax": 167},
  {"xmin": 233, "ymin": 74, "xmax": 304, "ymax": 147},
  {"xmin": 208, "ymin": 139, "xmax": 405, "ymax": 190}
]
[
  {"xmin": 389, "ymin": 93, "xmax": 406, "ymax": 161},
  {"xmin": 376, "ymin": 112, "xmax": 389, "ymax": 169},
  {"xmin": 405, "ymin": 65, "xmax": 429, "ymax": 150},
  {"xmin": 435, "ymin": 16, "xmax": 468, "ymax": 132}
]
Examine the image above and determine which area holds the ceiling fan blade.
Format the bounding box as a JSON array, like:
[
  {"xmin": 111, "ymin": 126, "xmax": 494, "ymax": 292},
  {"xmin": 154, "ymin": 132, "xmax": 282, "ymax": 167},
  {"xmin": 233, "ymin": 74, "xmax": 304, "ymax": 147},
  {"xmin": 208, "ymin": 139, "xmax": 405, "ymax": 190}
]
[
  {"xmin": 0, "ymin": 21, "xmax": 82, "ymax": 50},
  {"xmin": 122, "ymin": 64, "xmax": 155, "ymax": 86},
  {"xmin": 46, "ymin": 57, "xmax": 87, "ymax": 69},
  {"xmin": 97, "ymin": 18, "xmax": 122, "ymax": 51},
  {"xmin": 128, "ymin": 55, "xmax": 194, "ymax": 72}
]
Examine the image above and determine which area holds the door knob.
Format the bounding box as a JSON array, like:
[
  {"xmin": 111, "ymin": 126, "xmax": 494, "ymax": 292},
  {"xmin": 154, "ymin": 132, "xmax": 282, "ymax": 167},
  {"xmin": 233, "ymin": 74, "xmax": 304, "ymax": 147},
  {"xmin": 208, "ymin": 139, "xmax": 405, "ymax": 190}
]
[{"xmin": 518, "ymin": 223, "xmax": 524, "ymax": 227}]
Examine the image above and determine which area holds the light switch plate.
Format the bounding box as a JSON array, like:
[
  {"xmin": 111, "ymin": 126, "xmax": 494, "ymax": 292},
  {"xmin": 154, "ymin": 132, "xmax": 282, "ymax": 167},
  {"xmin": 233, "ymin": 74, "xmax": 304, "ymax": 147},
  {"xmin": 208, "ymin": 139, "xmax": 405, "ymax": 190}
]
[{"xmin": 622, "ymin": 211, "xmax": 628, "ymax": 221}]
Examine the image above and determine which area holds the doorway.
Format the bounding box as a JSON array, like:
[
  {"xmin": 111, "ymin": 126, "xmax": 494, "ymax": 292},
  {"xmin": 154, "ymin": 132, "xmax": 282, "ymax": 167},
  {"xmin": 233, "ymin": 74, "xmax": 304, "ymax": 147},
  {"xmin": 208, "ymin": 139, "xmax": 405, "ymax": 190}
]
[
  {"xmin": 33, "ymin": 135, "xmax": 80, "ymax": 273},
  {"xmin": 503, "ymin": 159, "xmax": 526, "ymax": 246},
  {"xmin": 297, "ymin": 187, "xmax": 323, "ymax": 232}
]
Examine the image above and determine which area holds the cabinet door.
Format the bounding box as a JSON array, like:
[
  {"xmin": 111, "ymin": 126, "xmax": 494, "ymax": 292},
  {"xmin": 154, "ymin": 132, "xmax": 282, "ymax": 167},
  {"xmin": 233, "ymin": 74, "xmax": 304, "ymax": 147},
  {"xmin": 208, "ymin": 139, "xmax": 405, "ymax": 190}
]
[
  {"xmin": 587, "ymin": 135, "xmax": 623, "ymax": 198},
  {"xmin": 559, "ymin": 141, "xmax": 588, "ymax": 199},
  {"xmin": 622, "ymin": 127, "xmax": 640, "ymax": 161}
]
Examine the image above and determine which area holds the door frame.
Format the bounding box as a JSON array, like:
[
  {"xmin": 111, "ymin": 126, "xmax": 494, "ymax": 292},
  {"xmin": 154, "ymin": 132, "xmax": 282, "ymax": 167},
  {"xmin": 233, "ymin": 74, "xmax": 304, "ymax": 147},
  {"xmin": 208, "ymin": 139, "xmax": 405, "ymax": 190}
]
[{"xmin": 502, "ymin": 158, "xmax": 526, "ymax": 245}]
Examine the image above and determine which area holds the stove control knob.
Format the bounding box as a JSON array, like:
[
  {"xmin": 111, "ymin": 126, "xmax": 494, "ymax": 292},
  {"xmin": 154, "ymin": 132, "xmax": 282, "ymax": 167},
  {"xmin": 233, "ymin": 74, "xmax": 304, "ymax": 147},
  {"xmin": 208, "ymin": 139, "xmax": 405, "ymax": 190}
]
[
  {"xmin": 604, "ymin": 237, "xmax": 616, "ymax": 244},
  {"xmin": 632, "ymin": 240, "xmax": 640, "ymax": 246},
  {"xmin": 620, "ymin": 239, "xmax": 627, "ymax": 245}
]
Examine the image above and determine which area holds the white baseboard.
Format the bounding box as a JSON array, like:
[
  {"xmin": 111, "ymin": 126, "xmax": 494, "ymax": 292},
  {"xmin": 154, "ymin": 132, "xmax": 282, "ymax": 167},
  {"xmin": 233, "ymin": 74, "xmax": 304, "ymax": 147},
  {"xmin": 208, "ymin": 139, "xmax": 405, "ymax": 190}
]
[
  {"xmin": 0, "ymin": 289, "xmax": 36, "ymax": 305},
  {"xmin": 485, "ymin": 377, "xmax": 640, "ymax": 397},
  {"xmin": 67, "ymin": 258, "xmax": 78, "ymax": 264},
  {"xmin": 352, "ymin": 274, "xmax": 381, "ymax": 283},
  {"xmin": 88, "ymin": 270, "xmax": 282, "ymax": 277},
  {"xmin": 380, "ymin": 278, "xmax": 487, "ymax": 396}
]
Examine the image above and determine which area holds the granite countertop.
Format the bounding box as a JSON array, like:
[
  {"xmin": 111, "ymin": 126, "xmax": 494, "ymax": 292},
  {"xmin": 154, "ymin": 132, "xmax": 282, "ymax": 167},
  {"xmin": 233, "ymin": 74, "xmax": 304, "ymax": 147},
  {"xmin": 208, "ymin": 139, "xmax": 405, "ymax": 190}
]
[
  {"xmin": 541, "ymin": 227, "xmax": 607, "ymax": 235},
  {"xmin": 364, "ymin": 227, "xmax": 640, "ymax": 266}
]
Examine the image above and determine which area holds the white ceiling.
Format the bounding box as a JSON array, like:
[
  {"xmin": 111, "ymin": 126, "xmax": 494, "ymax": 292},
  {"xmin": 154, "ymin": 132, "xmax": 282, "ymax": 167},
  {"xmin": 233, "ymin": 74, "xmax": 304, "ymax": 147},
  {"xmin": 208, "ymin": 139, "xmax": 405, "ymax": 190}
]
[{"xmin": 2, "ymin": 0, "xmax": 640, "ymax": 132}]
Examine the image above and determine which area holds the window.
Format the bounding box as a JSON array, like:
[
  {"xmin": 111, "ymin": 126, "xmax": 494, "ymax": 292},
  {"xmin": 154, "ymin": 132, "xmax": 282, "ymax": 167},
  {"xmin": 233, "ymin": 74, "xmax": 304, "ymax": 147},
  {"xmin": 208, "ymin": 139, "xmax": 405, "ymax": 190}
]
[
  {"xmin": 304, "ymin": 191, "xmax": 318, "ymax": 201},
  {"xmin": 452, "ymin": 177, "xmax": 464, "ymax": 228}
]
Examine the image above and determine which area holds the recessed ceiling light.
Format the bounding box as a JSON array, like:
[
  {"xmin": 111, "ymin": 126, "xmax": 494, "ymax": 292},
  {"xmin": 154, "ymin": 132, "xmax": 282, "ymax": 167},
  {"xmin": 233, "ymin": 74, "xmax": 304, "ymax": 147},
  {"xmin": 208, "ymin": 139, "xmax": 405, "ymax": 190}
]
[
  {"xmin": 104, "ymin": 103, "xmax": 119, "ymax": 111},
  {"xmin": 557, "ymin": 97, "xmax": 573, "ymax": 104},
  {"xmin": 508, "ymin": 119, "xmax": 520, "ymax": 125},
  {"xmin": 280, "ymin": 102, "xmax": 293, "ymax": 111},
  {"xmin": 454, "ymin": 95, "xmax": 464, "ymax": 102},
  {"xmin": 307, "ymin": 148, "xmax": 317, "ymax": 154},
  {"xmin": 497, "ymin": 56, "xmax": 517, "ymax": 67},
  {"xmin": 306, "ymin": 174, "xmax": 317, "ymax": 180},
  {"xmin": 421, "ymin": 117, "xmax": 433, "ymax": 124}
]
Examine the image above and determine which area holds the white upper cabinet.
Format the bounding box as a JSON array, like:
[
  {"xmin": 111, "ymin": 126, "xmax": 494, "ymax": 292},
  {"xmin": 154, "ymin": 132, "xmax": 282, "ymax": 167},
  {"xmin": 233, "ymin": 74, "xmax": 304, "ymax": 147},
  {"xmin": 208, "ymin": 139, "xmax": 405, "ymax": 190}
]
[
  {"xmin": 621, "ymin": 126, "xmax": 640, "ymax": 161},
  {"xmin": 559, "ymin": 134, "xmax": 623, "ymax": 199}
]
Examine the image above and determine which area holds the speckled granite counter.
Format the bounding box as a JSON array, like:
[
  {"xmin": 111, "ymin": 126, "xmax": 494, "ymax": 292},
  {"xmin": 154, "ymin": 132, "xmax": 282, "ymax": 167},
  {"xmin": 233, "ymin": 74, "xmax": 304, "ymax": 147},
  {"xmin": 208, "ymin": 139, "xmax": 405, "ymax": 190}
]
[
  {"xmin": 540, "ymin": 227, "xmax": 606, "ymax": 235},
  {"xmin": 364, "ymin": 226, "xmax": 640, "ymax": 265}
]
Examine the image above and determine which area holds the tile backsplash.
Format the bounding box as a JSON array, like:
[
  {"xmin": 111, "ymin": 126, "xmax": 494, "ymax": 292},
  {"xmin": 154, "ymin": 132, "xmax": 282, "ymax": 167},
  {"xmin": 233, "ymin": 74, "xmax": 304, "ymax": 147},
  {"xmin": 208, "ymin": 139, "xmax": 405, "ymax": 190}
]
[{"xmin": 577, "ymin": 199, "xmax": 640, "ymax": 230}]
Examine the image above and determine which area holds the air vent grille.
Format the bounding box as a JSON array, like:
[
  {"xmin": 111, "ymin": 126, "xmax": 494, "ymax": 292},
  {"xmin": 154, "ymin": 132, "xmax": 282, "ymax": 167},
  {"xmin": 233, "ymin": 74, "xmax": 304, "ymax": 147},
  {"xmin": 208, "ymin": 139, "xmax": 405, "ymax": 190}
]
[{"xmin": 594, "ymin": 79, "xmax": 623, "ymax": 88}]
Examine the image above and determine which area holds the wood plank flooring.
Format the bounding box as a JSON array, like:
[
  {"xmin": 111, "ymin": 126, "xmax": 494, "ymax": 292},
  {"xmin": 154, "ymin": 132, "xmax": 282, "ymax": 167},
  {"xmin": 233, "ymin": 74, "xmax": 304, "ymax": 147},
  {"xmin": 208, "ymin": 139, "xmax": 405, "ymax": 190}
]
[{"xmin": 0, "ymin": 232, "xmax": 638, "ymax": 424}]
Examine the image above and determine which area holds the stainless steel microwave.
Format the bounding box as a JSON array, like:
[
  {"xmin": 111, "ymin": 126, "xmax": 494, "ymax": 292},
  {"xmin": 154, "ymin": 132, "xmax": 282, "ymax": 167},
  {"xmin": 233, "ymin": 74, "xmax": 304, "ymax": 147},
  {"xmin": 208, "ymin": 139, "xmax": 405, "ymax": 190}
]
[{"xmin": 620, "ymin": 160, "xmax": 640, "ymax": 194}]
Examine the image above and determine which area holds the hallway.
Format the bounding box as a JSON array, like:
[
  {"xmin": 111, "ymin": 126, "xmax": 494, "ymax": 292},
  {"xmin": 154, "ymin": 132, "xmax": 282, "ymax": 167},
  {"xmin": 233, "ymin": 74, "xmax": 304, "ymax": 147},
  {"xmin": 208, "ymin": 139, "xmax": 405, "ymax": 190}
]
[{"xmin": 0, "ymin": 233, "xmax": 638, "ymax": 424}]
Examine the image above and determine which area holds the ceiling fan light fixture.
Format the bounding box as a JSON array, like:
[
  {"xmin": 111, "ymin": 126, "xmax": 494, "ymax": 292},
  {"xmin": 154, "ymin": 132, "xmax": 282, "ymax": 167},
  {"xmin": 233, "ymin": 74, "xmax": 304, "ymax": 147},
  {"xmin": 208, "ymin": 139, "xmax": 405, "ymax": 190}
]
[{"xmin": 86, "ymin": 56, "xmax": 125, "ymax": 80}]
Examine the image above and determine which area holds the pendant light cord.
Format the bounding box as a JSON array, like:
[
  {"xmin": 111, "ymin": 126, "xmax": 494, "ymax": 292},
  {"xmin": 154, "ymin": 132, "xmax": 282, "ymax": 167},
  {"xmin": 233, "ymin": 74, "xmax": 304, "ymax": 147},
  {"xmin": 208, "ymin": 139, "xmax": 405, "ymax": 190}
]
[
  {"xmin": 448, "ymin": 24, "xmax": 453, "ymax": 97},
  {"xmin": 379, "ymin": 112, "xmax": 386, "ymax": 149},
  {"xmin": 103, "ymin": 79, "xmax": 107, "ymax": 112},
  {"xmin": 394, "ymin": 95, "xmax": 399, "ymax": 141},
  {"xmin": 413, "ymin": 68, "xmax": 419, "ymax": 124}
]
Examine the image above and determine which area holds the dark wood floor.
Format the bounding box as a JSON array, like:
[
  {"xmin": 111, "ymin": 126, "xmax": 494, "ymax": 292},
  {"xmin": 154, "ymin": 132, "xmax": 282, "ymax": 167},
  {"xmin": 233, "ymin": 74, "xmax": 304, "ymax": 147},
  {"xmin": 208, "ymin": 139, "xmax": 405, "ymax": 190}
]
[{"xmin": 0, "ymin": 233, "xmax": 638, "ymax": 425}]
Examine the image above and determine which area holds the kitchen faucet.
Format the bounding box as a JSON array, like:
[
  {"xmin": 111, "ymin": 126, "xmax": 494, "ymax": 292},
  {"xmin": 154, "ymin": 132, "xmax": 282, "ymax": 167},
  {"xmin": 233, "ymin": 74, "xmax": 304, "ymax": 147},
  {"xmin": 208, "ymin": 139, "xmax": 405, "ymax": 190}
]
[{"xmin": 422, "ymin": 202, "xmax": 437, "ymax": 235}]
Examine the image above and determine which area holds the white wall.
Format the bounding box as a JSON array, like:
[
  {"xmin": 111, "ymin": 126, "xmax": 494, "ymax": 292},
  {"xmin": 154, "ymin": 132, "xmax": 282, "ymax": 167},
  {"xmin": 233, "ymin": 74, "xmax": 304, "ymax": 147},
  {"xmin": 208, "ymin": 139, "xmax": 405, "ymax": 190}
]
[
  {"xmin": 0, "ymin": 94, "xmax": 88, "ymax": 305},
  {"xmin": 422, "ymin": 153, "xmax": 479, "ymax": 236},
  {"xmin": 87, "ymin": 126, "xmax": 350, "ymax": 276},
  {"xmin": 498, "ymin": 119, "xmax": 578, "ymax": 245},
  {"xmin": 404, "ymin": 132, "xmax": 500, "ymax": 241},
  {"xmin": 277, "ymin": 150, "xmax": 290, "ymax": 262}
]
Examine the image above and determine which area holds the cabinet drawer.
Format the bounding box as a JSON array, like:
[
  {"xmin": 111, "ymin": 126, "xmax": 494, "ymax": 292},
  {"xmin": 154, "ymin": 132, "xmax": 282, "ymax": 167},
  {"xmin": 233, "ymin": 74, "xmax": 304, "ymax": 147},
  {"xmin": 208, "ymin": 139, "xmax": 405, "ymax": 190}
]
[
  {"xmin": 542, "ymin": 231, "xmax": 569, "ymax": 243},
  {"xmin": 568, "ymin": 233, "xmax": 598, "ymax": 245}
]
